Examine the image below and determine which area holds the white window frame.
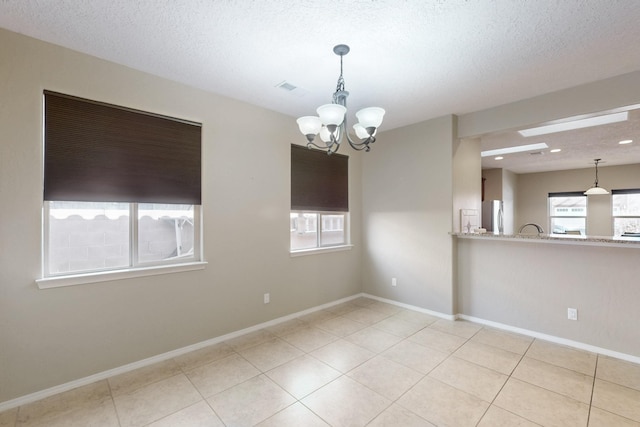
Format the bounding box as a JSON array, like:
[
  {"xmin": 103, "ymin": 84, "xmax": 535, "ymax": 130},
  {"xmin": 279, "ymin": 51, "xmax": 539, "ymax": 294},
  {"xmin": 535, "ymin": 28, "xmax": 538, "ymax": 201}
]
[
  {"xmin": 548, "ymin": 193, "xmax": 587, "ymax": 235},
  {"xmin": 612, "ymin": 189, "xmax": 640, "ymax": 236},
  {"xmin": 290, "ymin": 210, "xmax": 351, "ymax": 255},
  {"xmin": 38, "ymin": 202, "xmax": 204, "ymax": 288}
]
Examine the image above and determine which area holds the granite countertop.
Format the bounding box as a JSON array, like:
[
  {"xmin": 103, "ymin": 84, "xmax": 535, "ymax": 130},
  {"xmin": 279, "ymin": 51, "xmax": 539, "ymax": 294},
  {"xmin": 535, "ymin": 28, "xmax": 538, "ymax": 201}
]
[{"xmin": 452, "ymin": 232, "xmax": 640, "ymax": 248}]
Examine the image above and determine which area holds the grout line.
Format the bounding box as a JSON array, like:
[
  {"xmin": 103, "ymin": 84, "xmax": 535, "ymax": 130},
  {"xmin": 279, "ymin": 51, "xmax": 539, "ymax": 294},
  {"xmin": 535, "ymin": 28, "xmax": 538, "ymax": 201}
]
[{"xmin": 586, "ymin": 355, "xmax": 599, "ymax": 427}]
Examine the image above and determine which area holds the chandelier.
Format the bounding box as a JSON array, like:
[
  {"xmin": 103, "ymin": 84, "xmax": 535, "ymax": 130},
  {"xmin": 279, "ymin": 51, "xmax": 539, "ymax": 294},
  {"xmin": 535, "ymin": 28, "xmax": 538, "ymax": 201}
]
[{"xmin": 296, "ymin": 44, "xmax": 385, "ymax": 155}]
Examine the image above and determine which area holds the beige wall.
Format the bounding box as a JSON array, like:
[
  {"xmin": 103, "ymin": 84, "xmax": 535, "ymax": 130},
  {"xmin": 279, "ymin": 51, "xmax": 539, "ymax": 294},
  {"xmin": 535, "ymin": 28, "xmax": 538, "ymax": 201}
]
[
  {"xmin": 361, "ymin": 116, "xmax": 456, "ymax": 315},
  {"xmin": 515, "ymin": 164, "xmax": 640, "ymax": 235},
  {"xmin": 453, "ymin": 138, "xmax": 482, "ymax": 234},
  {"xmin": 0, "ymin": 29, "xmax": 364, "ymax": 402},
  {"xmin": 457, "ymin": 238, "xmax": 640, "ymax": 358}
]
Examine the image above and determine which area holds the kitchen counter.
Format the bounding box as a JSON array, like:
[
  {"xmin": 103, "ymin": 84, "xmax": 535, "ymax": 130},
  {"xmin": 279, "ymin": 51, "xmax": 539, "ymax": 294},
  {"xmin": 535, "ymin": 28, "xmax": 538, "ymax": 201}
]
[{"xmin": 452, "ymin": 232, "xmax": 640, "ymax": 248}]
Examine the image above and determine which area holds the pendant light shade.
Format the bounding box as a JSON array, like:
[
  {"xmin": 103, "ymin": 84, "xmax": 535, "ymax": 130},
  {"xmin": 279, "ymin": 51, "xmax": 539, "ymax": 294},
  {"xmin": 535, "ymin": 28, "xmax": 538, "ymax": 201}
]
[
  {"xmin": 584, "ymin": 186, "xmax": 609, "ymax": 195},
  {"xmin": 584, "ymin": 159, "xmax": 609, "ymax": 195},
  {"xmin": 317, "ymin": 104, "xmax": 347, "ymax": 126},
  {"xmin": 356, "ymin": 107, "xmax": 385, "ymax": 129},
  {"xmin": 296, "ymin": 116, "xmax": 322, "ymax": 137},
  {"xmin": 353, "ymin": 123, "xmax": 370, "ymax": 139}
]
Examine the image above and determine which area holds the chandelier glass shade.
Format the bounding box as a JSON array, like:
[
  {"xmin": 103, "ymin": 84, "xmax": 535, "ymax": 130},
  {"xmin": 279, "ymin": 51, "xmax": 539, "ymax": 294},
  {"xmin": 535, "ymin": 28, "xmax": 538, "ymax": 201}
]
[
  {"xmin": 296, "ymin": 44, "xmax": 385, "ymax": 154},
  {"xmin": 584, "ymin": 158, "xmax": 610, "ymax": 195}
]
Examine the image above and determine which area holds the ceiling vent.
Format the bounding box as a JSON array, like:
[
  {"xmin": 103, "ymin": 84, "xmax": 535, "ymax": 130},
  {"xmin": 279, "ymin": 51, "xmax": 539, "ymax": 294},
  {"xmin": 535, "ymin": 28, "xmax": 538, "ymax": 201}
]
[{"xmin": 275, "ymin": 81, "xmax": 309, "ymax": 97}]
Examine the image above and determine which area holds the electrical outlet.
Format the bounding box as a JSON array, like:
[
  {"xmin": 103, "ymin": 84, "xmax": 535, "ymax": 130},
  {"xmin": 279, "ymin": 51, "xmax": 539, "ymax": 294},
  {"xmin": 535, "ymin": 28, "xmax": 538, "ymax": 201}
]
[
  {"xmin": 264, "ymin": 293, "xmax": 270, "ymax": 304},
  {"xmin": 391, "ymin": 277, "xmax": 397, "ymax": 287},
  {"xmin": 567, "ymin": 308, "xmax": 578, "ymax": 320}
]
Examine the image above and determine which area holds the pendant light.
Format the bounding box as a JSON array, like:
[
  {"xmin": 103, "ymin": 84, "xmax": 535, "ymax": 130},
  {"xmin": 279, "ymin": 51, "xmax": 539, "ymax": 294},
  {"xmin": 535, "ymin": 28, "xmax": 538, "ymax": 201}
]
[{"xmin": 584, "ymin": 159, "xmax": 609, "ymax": 195}]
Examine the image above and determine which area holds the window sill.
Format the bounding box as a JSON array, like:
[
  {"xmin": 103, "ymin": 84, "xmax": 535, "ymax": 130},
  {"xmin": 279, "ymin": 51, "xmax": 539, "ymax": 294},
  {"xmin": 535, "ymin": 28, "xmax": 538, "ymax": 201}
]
[
  {"xmin": 290, "ymin": 244, "xmax": 353, "ymax": 257},
  {"xmin": 36, "ymin": 261, "xmax": 208, "ymax": 289}
]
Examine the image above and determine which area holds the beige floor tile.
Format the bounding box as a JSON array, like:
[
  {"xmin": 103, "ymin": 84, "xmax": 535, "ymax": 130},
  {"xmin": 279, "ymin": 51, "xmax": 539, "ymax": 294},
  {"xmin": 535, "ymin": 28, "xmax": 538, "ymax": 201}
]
[
  {"xmin": 146, "ymin": 401, "xmax": 224, "ymax": 427},
  {"xmin": 382, "ymin": 339, "xmax": 449, "ymax": 374},
  {"xmin": 225, "ymin": 328, "xmax": 275, "ymax": 351},
  {"xmin": 298, "ymin": 309, "xmax": 339, "ymax": 325},
  {"xmin": 344, "ymin": 326, "xmax": 404, "ymax": 353},
  {"xmin": 366, "ymin": 301, "xmax": 403, "ymax": 315},
  {"xmin": 372, "ymin": 316, "xmax": 426, "ymax": 338},
  {"xmin": 281, "ymin": 326, "xmax": 338, "ymax": 352},
  {"xmin": 256, "ymin": 402, "xmax": 329, "ymax": 427},
  {"xmin": 454, "ymin": 340, "xmax": 522, "ymax": 375},
  {"xmin": 429, "ymin": 356, "xmax": 508, "ymax": 402},
  {"xmin": 494, "ymin": 378, "xmax": 589, "ymax": 427},
  {"xmin": 390, "ymin": 309, "xmax": 439, "ymax": 327},
  {"xmin": 368, "ymin": 403, "xmax": 435, "ymax": 427},
  {"xmin": 266, "ymin": 318, "xmax": 308, "ymax": 337},
  {"xmin": 207, "ymin": 375, "xmax": 295, "ymax": 426},
  {"xmin": 108, "ymin": 359, "xmax": 182, "ymax": 396},
  {"xmin": 589, "ymin": 406, "xmax": 640, "ymax": 427},
  {"xmin": 408, "ymin": 327, "xmax": 467, "ymax": 353},
  {"xmin": 16, "ymin": 381, "xmax": 111, "ymax": 424},
  {"xmin": 266, "ymin": 355, "xmax": 341, "ymax": 399},
  {"xmin": 428, "ymin": 319, "xmax": 482, "ymax": 339},
  {"xmin": 350, "ymin": 297, "xmax": 376, "ymax": 308},
  {"xmin": 113, "ymin": 374, "xmax": 202, "ymax": 427},
  {"xmin": 324, "ymin": 302, "xmax": 359, "ymax": 316},
  {"xmin": 397, "ymin": 376, "xmax": 489, "ymax": 427},
  {"xmin": 348, "ymin": 356, "xmax": 424, "ymax": 400},
  {"xmin": 310, "ymin": 339, "xmax": 375, "ymax": 373},
  {"xmin": 477, "ymin": 405, "xmax": 539, "ymax": 426},
  {"xmin": 526, "ymin": 339, "xmax": 597, "ymax": 376},
  {"xmin": 315, "ymin": 316, "xmax": 367, "ymax": 337},
  {"xmin": 597, "ymin": 356, "xmax": 640, "ymax": 392},
  {"xmin": 470, "ymin": 327, "xmax": 533, "ymax": 355},
  {"xmin": 342, "ymin": 307, "xmax": 391, "ymax": 325},
  {"xmin": 302, "ymin": 376, "xmax": 391, "ymax": 426},
  {"xmin": 185, "ymin": 354, "xmax": 260, "ymax": 397},
  {"xmin": 238, "ymin": 337, "xmax": 304, "ymax": 371},
  {"xmin": 173, "ymin": 342, "xmax": 235, "ymax": 371},
  {"xmin": 513, "ymin": 356, "xmax": 594, "ymax": 403},
  {"xmin": 17, "ymin": 400, "xmax": 119, "ymax": 427},
  {"xmin": 592, "ymin": 379, "xmax": 640, "ymax": 422},
  {"xmin": 0, "ymin": 408, "xmax": 17, "ymax": 427}
]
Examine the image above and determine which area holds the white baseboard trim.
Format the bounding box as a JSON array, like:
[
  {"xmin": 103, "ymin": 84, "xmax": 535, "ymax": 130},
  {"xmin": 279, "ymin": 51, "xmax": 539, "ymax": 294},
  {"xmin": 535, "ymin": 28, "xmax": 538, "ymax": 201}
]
[
  {"xmin": 361, "ymin": 293, "xmax": 457, "ymax": 321},
  {"xmin": 457, "ymin": 313, "xmax": 640, "ymax": 365},
  {"xmin": 0, "ymin": 293, "xmax": 362, "ymax": 413}
]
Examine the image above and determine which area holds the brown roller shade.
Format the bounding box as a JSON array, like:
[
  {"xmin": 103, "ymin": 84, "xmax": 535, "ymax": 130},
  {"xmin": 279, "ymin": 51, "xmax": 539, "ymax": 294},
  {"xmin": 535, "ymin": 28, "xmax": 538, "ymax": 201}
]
[
  {"xmin": 291, "ymin": 144, "xmax": 348, "ymax": 212},
  {"xmin": 44, "ymin": 91, "xmax": 201, "ymax": 204}
]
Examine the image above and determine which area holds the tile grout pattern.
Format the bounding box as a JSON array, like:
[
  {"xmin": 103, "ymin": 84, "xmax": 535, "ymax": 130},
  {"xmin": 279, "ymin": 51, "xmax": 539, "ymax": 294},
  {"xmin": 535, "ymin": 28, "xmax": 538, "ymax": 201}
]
[{"xmin": 1, "ymin": 296, "xmax": 639, "ymax": 426}]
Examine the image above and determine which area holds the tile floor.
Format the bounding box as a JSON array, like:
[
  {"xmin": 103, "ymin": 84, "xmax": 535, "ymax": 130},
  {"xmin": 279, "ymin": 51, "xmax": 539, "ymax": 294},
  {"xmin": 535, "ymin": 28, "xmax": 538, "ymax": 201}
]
[{"xmin": 1, "ymin": 297, "xmax": 639, "ymax": 426}]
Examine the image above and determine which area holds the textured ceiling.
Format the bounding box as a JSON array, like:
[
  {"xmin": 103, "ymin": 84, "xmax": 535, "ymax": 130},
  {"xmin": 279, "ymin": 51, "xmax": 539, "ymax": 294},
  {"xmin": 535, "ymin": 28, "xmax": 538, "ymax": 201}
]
[{"xmin": 2, "ymin": 0, "xmax": 640, "ymax": 172}]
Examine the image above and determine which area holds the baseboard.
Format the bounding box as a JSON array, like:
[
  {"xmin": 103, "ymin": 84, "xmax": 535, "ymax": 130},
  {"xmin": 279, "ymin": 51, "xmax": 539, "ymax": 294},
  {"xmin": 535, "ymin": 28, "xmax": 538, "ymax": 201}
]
[
  {"xmin": 361, "ymin": 293, "xmax": 457, "ymax": 321},
  {"xmin": 457, "ymin": 313, "xmax": 640, "ymax": 365},
  {"xmin": 0, "ymin": 293, "xmax": 363, "ymax": 412}
]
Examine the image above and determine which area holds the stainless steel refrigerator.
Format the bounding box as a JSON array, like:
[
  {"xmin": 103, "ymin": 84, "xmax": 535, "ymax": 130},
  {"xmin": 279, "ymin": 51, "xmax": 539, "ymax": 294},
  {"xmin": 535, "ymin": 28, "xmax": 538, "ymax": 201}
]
[{"xmin": 482, "ymin": 200, "xmax": 504, "ymax": 234}]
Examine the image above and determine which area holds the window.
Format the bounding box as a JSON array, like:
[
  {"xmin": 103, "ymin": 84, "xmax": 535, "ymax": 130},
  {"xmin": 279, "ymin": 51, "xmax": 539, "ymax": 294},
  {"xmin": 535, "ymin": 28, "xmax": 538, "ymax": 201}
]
[
  {"xmin": 548, "ymin": 192, "xmax": 587, "ymax": 235},
  {"xmin": 290, "ymin": 212, "xmax": 346, "ymax": 250},
  {"xmin": 290, "ymin": 144, "xmax": 348, "ymax": 251},
  {"xmin": 42, "ymin": 91, "xmax": 202, "ymax": 279},
  {"xmin": 612, "ymin": 189, "xmax": 640, "ymax": 236}
]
